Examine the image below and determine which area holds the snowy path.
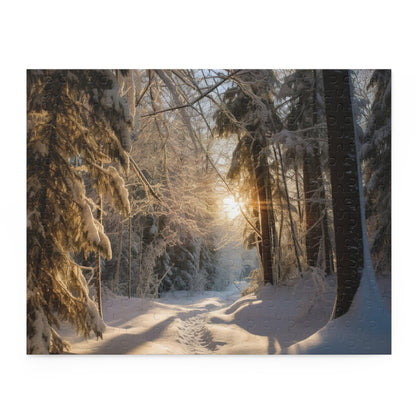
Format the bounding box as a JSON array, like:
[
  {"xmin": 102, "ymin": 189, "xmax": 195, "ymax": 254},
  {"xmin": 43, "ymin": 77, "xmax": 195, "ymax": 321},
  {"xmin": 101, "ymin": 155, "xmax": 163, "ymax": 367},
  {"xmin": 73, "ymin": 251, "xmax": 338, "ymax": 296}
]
[
  {"xmin": 60, "ymin": 276, "xmax": 335, "ymax": 355},
  {"xmin": 61, "ymin": 285, "xmax": 242, "ymax": 354},
  {"xmin": 60, "ymin": 273, "xmax": 390, "ymax": 354}
]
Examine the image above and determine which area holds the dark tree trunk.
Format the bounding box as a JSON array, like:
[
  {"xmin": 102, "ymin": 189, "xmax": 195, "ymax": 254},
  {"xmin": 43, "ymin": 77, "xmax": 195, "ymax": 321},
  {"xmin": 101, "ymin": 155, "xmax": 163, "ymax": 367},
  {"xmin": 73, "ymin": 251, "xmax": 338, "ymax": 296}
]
[
  {"xmin": 263, "ymin": 151, "xmax": 278, "ymax": 285},
  {"xmin": 252, "ymin": 138, "xmax": 274, "ymax": 285},
  {"xmin": 322, "ymin": 70, "xmax": 363, "ymax": 319},
  {"xmin": 95, "ymin": 193, "xmax": 103, "ymax": 318}
]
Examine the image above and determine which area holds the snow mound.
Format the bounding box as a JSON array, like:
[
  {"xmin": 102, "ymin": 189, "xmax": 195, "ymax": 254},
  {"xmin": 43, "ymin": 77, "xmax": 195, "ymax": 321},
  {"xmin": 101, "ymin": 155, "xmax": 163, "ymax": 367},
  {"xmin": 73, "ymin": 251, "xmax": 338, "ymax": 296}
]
[
  {"xmin": 287, "ymin": 268, "xmax": 391, "ymax": 354},
  {"xmin": 204, "ymin": 273, "xmax": 336, "ymax": 354}
]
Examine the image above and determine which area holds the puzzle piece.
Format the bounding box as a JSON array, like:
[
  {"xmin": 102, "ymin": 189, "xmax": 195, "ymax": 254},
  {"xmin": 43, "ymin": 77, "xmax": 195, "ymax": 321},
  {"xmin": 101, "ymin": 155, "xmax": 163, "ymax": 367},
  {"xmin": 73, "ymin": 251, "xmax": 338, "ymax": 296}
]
[{"xmin": 27, "ymin": 69, "xmax": 390, "ymax": 355}]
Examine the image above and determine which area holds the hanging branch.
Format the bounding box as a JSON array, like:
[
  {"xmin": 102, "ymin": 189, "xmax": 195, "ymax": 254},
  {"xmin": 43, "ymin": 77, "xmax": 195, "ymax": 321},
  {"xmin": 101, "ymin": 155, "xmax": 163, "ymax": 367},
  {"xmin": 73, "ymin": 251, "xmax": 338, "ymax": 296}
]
[
  {"xmin": 155, "ymin": 70, "xmax": 200, "ymax": 153},
  {"xmin": 128, "ymin": 154, "xmax": 162, "ymax": 203},
  {"xmin": 135, "ymin": 70, "xmax": 153, "ymax": 108},
  {"xmin": 139, "ymin": 70, "xmax": 242, "ymax": 118},
  {"xmin": 155, "ymin": 264, "xmax": 174, "ymax": 294},
  {"xmin": 156, "ymin": 71, "xmax": 262, "ymax": 238}
]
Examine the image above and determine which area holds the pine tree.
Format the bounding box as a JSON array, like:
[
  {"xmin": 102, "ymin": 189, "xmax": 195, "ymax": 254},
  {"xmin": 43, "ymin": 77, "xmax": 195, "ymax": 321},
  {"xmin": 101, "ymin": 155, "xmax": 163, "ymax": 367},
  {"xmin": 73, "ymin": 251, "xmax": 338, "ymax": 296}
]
[
  {"xmin": 361, "ymin": 70, "xmax": 391, "ymax": 273},
  {"xmin": 27, "ymin": 70, "xmax": 131, "ymax": 353},
  {"xmin": 215, "ymin": 70, "xmax": 282, "ymax": 285}
]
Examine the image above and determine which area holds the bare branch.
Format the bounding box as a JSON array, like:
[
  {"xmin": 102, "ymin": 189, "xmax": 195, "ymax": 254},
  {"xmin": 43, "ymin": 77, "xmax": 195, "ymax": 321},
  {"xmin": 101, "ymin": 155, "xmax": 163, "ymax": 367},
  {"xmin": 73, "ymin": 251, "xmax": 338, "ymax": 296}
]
[{"xmin": 139, "ymin": 70, "xmax": 241, "ymax": 118}]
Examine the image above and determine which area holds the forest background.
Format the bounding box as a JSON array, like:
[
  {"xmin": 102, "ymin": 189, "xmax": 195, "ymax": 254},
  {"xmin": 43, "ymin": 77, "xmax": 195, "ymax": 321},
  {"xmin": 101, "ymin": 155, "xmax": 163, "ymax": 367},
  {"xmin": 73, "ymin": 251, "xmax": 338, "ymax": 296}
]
[{"xmin": 2, "ymin": 1, "xmax": 415, "ymax": 416}]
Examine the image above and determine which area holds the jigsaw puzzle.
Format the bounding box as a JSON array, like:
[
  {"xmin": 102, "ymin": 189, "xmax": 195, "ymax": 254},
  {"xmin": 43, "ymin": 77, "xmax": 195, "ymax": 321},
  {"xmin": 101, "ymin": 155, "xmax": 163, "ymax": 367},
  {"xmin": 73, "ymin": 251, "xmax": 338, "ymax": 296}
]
[{"xmin": 27, "ymin": 69, "xmax": 391, "ymax": 354}]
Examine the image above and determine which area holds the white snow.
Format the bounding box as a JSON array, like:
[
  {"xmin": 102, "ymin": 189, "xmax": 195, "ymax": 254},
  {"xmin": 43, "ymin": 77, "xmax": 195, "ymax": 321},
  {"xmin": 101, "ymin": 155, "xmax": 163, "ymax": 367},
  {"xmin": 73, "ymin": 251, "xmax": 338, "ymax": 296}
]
[
  {"xmin": 287, "ymin": 268, "xmax": 391, "ymax": 354},
  {"xmin": 60, "ymin": 262, "xmax": 390, "ymax": 354},
  {"xmin": 58, "ymin": 272, "xmax": 337, "ymax": 354},
  {"xmin": 81, "ymin": 203, "xmax": 101, "ymax": 244},
  {"xmin": 106, "ymin": 165, "xmax": 130, "ymax": 214},
  {"xmin": 60, "ymin": 284, "xmax": 243, "ymax": 354}
]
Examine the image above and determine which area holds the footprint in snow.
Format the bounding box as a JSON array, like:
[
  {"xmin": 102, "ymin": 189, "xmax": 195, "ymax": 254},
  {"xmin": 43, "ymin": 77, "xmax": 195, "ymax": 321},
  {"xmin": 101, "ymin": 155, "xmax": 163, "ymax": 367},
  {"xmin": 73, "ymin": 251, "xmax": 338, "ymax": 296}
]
[{"xmin": 177, "ymin": 314, "xmax": 217, "ymax": 354}]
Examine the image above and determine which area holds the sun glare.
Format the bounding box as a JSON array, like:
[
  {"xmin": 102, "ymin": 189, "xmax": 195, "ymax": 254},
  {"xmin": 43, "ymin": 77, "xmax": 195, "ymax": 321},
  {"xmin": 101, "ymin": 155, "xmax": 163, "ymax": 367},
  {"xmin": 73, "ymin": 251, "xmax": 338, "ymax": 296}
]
[{"xmin": 223, "ymin": 196, "xmax": 241, "ymax": 220}]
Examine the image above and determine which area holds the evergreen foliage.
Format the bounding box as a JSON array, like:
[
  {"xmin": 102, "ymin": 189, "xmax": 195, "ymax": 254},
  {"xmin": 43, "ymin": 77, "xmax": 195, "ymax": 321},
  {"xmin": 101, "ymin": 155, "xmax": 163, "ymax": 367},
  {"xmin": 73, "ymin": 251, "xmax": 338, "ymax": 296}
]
[
  {"xmin": 361, "ymin": 70, "xmax": 391, "ymax": 273},
  {"xmin": 27, "ymin": 70, "xmax": 132, "ymax": 353},
  {"xmin": 214, "ymin": 70, "xmax": 280, "ymax": 285}
]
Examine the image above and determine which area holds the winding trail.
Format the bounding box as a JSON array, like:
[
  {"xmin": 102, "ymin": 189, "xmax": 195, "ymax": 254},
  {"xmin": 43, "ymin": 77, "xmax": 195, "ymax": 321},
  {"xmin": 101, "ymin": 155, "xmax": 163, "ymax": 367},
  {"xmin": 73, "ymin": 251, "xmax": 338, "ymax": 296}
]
[
  {"xmin": 60, "ymin": 275, "xmax": 346, "ymax": 355},
  {"xmin": 61, "ymin": 284, "xmax": 243, "ymax": 354}
]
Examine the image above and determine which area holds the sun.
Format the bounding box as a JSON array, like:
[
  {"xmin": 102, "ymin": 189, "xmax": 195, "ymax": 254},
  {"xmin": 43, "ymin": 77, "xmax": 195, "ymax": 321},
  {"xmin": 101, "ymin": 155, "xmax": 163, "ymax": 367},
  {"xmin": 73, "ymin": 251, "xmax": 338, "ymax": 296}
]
[{"xmin": 222, "ymin": 195, "xmax": 241, "ymax": 220}]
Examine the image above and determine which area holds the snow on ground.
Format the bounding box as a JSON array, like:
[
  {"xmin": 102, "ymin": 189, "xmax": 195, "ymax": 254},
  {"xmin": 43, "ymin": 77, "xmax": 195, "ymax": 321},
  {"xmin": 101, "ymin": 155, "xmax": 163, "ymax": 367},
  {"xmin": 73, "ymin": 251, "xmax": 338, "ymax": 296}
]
[
  {"xmin": 288, "ymin": 267, "xmax": 391, "ymax": 354},
  {"xmin": 60, "ymin": 283, "xmax": 243, "ymax": 354},
  {"xmin": 61, "ymin": 270, "xmax": 390, "ymax": 355},
  {"xmin": 288, "ymin": 183, "xmax": 392, "ymax": 355},
  {"xmin": 203, "ymin": 273, "xmax": 336, "ymax": 354},
  {"xmin": 59, "ymin": 272, "xmax": 324, "ymax": 354}
]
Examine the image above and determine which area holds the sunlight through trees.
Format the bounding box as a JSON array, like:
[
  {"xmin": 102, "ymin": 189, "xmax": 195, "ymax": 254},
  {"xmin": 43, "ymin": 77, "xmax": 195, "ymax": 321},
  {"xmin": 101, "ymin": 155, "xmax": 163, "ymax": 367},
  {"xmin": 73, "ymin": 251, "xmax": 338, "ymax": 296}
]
[{"xmin": 27, "ymin": 69, "xmax": 391, "ymax": 354}]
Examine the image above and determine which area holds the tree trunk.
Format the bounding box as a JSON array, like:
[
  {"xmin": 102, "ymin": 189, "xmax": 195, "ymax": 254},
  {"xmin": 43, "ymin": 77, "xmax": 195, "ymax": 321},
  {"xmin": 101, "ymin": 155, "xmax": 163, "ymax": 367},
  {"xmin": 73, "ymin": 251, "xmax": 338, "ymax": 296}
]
[
  {"xmin": 303, "ymin": 143, "xmax": 323, "ymax": 268},
  {"xmin": 113, "ymin": 220, "xmax": 123, "ymax": 293},
  {"xmin": 322, "ymin": 195, "xmax": 334, "ymax": 274},
  {"xmin": 303, "ymin": 70, "xmax": 325, "ymax": 269},
  {"xmin": 294, "ymin": 163, "xmax": 303, "ymax": 223},
  {"xmin": 322, "ymin": 70, "xmax": 363, "ymax": 319},
  {"xmin": 252, "ymin": 138, "xmax": 274, "ymax": 285},
  {"xmin": 128, "ymin": 215, "xmax": 132, "ymax": 299},
  {"xmin": 95, "ymin": 193, "xmax": 103, "ymax": 318},
  {"xmin": 136, "ymin": 223, "xmax": 144, "ymax": 296},
  {"xmin": 262, "ymin": 152, "xmax": 278, "ymax": 285},
  {"xmin": 273, "ymin": 143, "xmax": 303, "ymax": 275}
]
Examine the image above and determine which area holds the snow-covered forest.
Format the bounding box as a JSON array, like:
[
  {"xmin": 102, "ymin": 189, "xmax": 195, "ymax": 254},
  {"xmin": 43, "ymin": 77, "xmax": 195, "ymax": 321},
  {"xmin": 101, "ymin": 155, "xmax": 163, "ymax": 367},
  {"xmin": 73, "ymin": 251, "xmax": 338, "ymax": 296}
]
[{"xmin": 26, "ymin": 69, "xmax": 391, "ymax": 355}]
